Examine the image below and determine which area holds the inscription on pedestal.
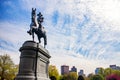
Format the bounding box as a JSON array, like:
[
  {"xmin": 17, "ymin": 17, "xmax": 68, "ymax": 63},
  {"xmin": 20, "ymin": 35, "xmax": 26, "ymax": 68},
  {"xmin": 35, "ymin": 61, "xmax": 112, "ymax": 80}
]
[{"xmin": 37, "ymin": 59, "xmax": 47, "ymax": 77}]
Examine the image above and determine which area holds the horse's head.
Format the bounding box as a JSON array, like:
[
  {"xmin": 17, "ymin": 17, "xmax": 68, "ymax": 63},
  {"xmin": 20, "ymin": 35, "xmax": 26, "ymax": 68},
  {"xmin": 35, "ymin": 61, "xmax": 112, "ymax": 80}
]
[{"xmin": 32, "ymin": 8, "xmax": 36, "ymax": 19}]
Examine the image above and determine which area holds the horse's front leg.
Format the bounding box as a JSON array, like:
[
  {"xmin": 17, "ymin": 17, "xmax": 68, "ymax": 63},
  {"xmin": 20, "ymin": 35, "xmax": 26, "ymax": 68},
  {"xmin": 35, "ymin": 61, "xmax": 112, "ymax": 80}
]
[
  {"xmin": 38, "ymin": 36, "xmax": 41, "ymax": 43},
  {"xmin": 44, "ymin": 35, "xmax": 47, "ymax": 48},
  {"xmin": 32, "ymin": 33, "xmax": 34, "ymax": 41}
]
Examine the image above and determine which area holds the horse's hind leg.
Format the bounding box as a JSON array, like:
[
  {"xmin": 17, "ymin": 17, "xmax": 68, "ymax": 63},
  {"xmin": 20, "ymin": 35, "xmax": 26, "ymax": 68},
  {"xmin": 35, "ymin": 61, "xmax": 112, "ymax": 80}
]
[
  {"xmin": 32, "ymin": 33, "xmax": 34, "ymax": 41},
  {"xmin": 38, "ymin": 37, "xmax": 41, "ymax": 43},
  {"xmin": 44, "ymin": 35, "xmax": 47, "ymax": 48}
]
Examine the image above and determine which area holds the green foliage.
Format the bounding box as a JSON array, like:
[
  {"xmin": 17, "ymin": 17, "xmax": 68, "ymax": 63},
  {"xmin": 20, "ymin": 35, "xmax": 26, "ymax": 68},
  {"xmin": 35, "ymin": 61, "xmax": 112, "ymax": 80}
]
[
  {"xmin": 49, "ymin": 65, "xmax": 59, "ymax": 80},
  {"xmin": 88, "ymin": 73, "xmax": 94, "ymax": 78},
  {"xmin": 104, "ymin": 68, "xmax": 112, "ymax": 77},
  {"xmin": 90, "ymin": 74, "xmax": 104, "ymax": 80},
  {"xmin": 98, "ymin": 68, "xmax": 104, "ymax": 75},
  {"xmin": 62, "ymin": 72, "xmax": 78, "ymax": 80},
  {"xmin": 0, "ymin": 54, "xmax": 18, "ymax": 80},
  {"xmin": 59, "ymin": 75, "xmax": 64, "ymax": 80},
  {"xmin": 86, "ymin": 68, "xmax": 120, "ymax": 80},
  {"xmin": 112, "ymin": 69, "xmax": 120, "ymax": 76},
  {"xmin": 97, "ymin": 67, "xmax": 120, "ymax": 78},
  {"xmin": 84, "ymin": 77, "xmax": 90, "ymax": 80},
  {"xmin": 78, "ymin": 75, "xmax": 85, "ymax": 80}
]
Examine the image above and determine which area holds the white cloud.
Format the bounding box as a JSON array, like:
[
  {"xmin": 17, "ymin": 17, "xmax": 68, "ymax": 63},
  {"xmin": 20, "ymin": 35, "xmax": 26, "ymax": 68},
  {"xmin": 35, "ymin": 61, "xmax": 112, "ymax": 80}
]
[
  {"xmin": 88, "ymin": 0, "xmax": 120, "ymax": 30},
  {"xmin": 0, "ymin": 21, "xmax": 30, "ymax": 43},
  {"xmin": 0, "ymin": 21, "xmax": 35, "ymax": 53}
]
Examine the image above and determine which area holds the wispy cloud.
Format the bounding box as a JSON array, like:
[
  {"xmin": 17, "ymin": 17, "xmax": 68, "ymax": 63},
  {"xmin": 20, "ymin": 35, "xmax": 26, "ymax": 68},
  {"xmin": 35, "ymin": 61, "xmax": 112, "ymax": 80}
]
[{"xmin": 0, "ymin": 21, "xmax": 32, "ymax": 51}]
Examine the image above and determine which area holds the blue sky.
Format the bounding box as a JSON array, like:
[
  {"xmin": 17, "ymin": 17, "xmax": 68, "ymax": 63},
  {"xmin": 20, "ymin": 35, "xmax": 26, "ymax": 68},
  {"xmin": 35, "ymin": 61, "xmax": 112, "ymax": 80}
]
[{"xmin": 0, "ymin": 0, "xmax": 120, "ymax": 74}]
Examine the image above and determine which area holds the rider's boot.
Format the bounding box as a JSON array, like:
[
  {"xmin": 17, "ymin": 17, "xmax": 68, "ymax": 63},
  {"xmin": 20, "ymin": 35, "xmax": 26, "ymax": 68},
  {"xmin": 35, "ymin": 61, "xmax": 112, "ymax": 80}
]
[{"xmin": 27, "ymin": 30, "xmax": 32, "ymax": 35}]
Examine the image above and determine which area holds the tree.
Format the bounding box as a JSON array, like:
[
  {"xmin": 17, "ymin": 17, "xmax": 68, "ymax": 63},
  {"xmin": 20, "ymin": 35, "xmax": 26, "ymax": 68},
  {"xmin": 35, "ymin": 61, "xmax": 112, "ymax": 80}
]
[
  {"xmin": 106, "ymin": 69, "xmax": 120, "ymax": 80},
  {"xmin": 62, "ymin": 72, "xmax": 78, "ymax": 80},
  {"xmin": 88, "ymin": 73, "xmax": 94, "ymax": 79},
  {"xmin": 84, "ymin": 77, "xmax": 90, "ymax": 80},
  {"xmin": 78, "ymin": 75, "xmax": 84, "ymax": 80},
  {"xmin": 90, "ymin": 74, "xmax": 104, "ymax": 80},
  {"xmin": 98, "ymin": 68, "xmax": 104, "ymax": 76},
  {"xmin": 50, "ymin": 76, "xmax": 57, "ymax": 80},
  {"xmin": 0, "ymin": 54, "xmax": 18, "ymax": 80},
  {"xmin": 112, "ymin": 69, "xmax": 120, "ymax": 76},
  {"xmin": 49, "ymin": 65, "xmax": 59, "ymax": 80},
  {"xmin": 104, "ymin": 68, "xmax": 112, "ymax": 77}
]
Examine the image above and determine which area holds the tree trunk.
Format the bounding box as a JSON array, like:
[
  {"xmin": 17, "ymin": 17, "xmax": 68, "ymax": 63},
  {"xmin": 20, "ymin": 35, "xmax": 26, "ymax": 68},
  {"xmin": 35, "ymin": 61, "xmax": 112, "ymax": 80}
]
[{"xmin": 1, "ymin": 77, "xmax": 4, "ymax": 80}]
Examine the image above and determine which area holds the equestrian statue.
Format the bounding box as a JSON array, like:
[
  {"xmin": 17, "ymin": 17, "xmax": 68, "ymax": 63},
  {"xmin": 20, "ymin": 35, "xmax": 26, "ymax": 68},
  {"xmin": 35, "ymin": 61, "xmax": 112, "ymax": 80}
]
[{"xmin": 27, "ymin": 8, "xmax": 47, "ymax": 48}]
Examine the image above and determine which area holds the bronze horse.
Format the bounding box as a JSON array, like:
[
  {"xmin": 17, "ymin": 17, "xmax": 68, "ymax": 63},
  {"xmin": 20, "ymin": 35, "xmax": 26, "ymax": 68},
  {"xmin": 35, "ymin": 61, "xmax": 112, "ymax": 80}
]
[{"xmin": 27, "ymin": 8, "xmax": 47, "ymax": 48}]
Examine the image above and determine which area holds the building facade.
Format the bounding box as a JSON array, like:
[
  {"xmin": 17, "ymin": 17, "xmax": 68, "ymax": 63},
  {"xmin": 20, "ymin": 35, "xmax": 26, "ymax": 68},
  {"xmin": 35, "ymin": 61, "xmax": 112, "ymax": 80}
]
[
  {"xmin": 70, "ymin": 66, "xmax": 77, "ymax": 72},
  {"xmin": 61, "ymin": 65, "xmax": 69, "ymax": 75},
  {"xmin": 110, "ymin": 65, "xmax": 120, "ymax": 70},
  {"xmin": 78, "ymin": 69, "xmax": 84, "ymax": 76}
]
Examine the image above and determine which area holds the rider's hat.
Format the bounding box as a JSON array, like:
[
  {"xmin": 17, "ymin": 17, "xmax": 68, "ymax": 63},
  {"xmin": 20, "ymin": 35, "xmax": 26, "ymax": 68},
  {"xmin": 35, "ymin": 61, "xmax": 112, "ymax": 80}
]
[{"xmin": 37, "ymin": 12, "xmax": 43, "ymax": 17}]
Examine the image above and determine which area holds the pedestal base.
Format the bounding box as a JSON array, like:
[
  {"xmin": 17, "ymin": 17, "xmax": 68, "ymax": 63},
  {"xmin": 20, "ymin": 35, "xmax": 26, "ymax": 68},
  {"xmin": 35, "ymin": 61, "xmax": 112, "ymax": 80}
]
[{"xmin": 15, "ymin": 41, "xmax": 51, "ymax": 80}]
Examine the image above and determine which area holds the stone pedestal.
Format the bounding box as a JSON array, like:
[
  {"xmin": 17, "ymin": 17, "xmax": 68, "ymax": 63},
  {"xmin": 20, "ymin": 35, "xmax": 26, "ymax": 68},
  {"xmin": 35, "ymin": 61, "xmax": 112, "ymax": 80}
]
[{"xmin": 15, "ymin": 41, "xmax": 51, "ymax": 80}]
